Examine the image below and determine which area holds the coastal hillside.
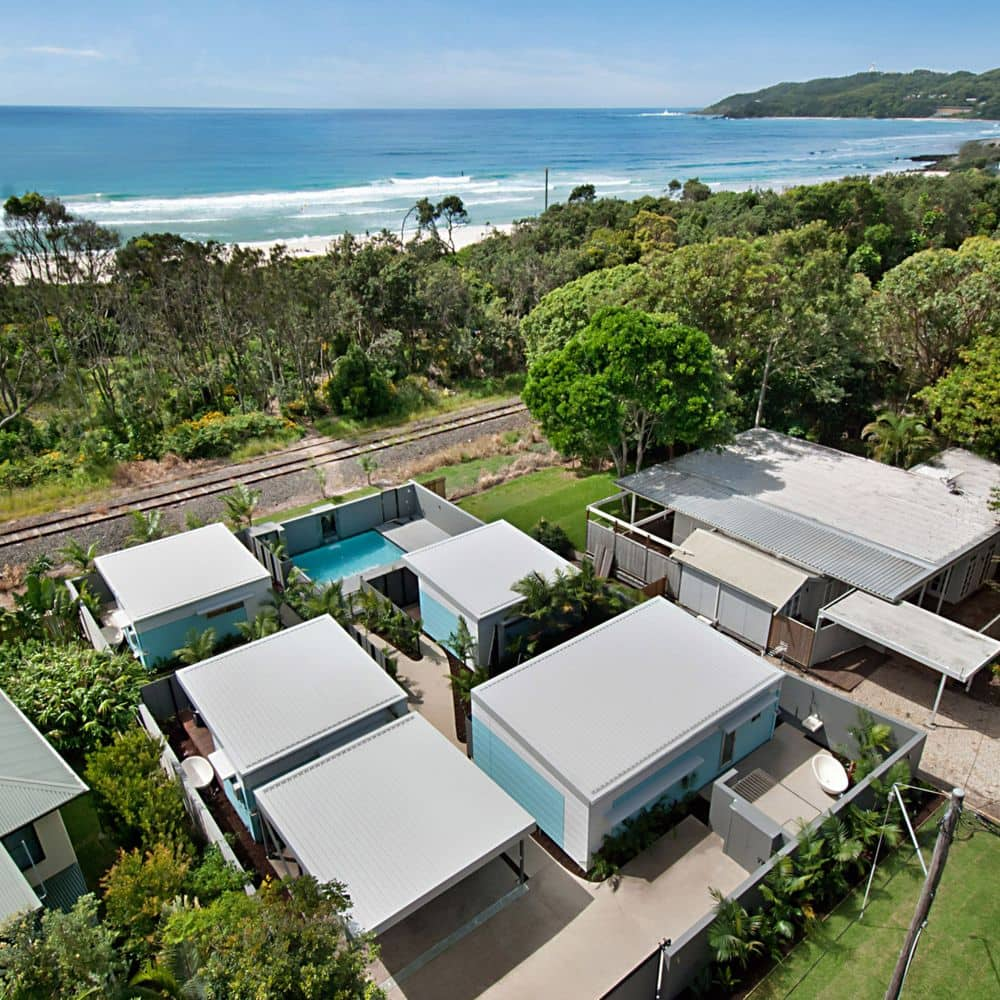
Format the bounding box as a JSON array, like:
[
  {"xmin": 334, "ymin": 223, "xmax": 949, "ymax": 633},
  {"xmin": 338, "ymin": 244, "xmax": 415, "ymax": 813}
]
[{"xmin": 701, "ymin": 67, "xmax": 1000, "ymax": 119}]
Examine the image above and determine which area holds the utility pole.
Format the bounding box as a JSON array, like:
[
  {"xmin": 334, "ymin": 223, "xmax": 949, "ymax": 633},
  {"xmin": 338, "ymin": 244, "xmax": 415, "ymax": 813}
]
[
  {"xmin": 884, "ymin": 787, "xmax": 964, "ymax": 1000},
  {"xmin": 544, "ymin": 167, "xmax": 549, "ymax": 212}
]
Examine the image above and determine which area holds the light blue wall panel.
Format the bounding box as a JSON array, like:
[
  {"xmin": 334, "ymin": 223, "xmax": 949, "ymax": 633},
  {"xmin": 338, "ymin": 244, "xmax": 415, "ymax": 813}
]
[
  {"xmin": 223, "ymin": 777, "xmax": 259, "ymax": 839},
  {"xmin": 473, "ymin": 717, "xmax": 565, "ymax": 847},
  {"xmin": 138, "ymin": 606, "xmax": 249, "ymax": 668},
  {"xmin": 419, "ymin": 588, "xmax": 463, "ymax": 652}
]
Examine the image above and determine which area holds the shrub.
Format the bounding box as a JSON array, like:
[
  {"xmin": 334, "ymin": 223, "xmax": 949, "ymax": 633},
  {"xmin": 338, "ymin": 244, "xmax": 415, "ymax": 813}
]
[
  {"xmin": 0, "ymin": 641, "xmax": 147, "ymax": 756},
  {"xmin": 84, "ymin": 729, "xmax": 194, "ymax": 855},
  {"xmin": 587, "ymin": 796, "xmax": 691, "ymax": 879},
  {"xmin": 325, "ymin": 345, "xmax": 394, "ymax": 419},
  {"xmin": 531, "ymin": 517, "xmax": 575, "ymax": 558},
  {"xmin": 185, "ymin": 843, "xmax": 251, "ymax": 901},
  {"xmin": 161, "ymin": 411, "xmax": 300, "ymax": 460},
  {"xmin": 101, "ymin": 843, "xmax": 191, "ymax": 959},
  {"xmin": 0, "ymin": 450, "xmax": 79, "ymax": 491}
]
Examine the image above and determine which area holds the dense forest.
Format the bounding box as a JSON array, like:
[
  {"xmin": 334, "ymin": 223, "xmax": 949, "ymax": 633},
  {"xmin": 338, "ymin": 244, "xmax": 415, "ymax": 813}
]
[
  {"xmin": 701, "ymin": 67, "xmax": 1000, "ymax": 119},
  {"xmin": 1, "ymin": 167, "xmax": 999, "ymax": 512}
]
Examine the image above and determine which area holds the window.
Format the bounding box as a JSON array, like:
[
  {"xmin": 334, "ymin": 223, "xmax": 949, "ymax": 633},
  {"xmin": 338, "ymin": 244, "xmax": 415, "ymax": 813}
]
[
  {"xmin": 720, "ymin": 729, "xmax": 736, "ymax": 767},
  {"xmin": 2, "ymin": 823, "xmax": 44, "ymax": 872},
  {"xmin": 205, "ymin": 601, "xmax": 243, "ymax": 619}
]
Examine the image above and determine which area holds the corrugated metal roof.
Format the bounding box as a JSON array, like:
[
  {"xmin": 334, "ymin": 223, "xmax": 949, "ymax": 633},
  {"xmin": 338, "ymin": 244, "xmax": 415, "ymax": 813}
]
[
  {"xmin": 615, "ymin": 428, "xmax": 995, "ymax": 601},
  {"xmin": 819, "ymin": 591, "xmax": 1000, "ymax": 683},
  {"xmin": 0, "ymin": 690, "xmax": 87, "ymax": 836},
  {"xmin": 402, "ymin": 520, "xmax": 574, "ymax": 619},
  {"xmin": 674, "ymin": 529, "xmax": 810, "ymax": 609},
  {"xmin": 0, "ymin": 846, "xmax": 40, "ymax": 923},
  {"xmin": 94, "ymin": 523, "xmax": 271, "ymax": 624},
  {"xmin": 472, "ymin": 598, "xmax": 783, "ymax": 802},
  {"xmin": 255, "ymin": 713, "xmax": 534, "ymax": 936},
  {"xmin": 176, "ymin": 617, "xmax": 408, "ymax": 777}
]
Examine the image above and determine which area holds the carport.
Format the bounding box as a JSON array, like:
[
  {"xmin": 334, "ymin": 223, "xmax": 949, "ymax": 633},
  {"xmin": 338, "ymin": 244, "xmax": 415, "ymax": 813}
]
[{"xmin": 818, "ymin": 590, "xmax": 1000, "ymax": 725}]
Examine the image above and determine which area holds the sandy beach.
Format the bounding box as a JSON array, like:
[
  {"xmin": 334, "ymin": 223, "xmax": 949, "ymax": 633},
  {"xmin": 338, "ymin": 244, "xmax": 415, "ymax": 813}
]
[{"xmin": 237, "ymin": 223, "xmax": 516, "ymax": 259}]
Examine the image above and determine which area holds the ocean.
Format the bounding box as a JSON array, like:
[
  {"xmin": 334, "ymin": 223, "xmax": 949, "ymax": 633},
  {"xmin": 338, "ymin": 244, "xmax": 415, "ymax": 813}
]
[{"xmin": 1, "ymin": 107, "xmax": 996, "ymax": 245}]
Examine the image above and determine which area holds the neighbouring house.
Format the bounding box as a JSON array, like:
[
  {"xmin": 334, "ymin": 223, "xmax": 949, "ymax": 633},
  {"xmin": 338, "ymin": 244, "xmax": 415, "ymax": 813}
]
[
  {"xmin": 254, "ymin": 712, "xmax": 535, "ymax": 936},
  {"xmin": 0, "ymin": 689, "xmax": 89, "ymax": 922},
  {"xmin": 471, "ymin": 597, "xmax": 784, "ymax": 870},
  {"xmin": 248, "ymin": 481, "xmax": 483, "ymax": 594},
  {"xmin": 85, "ymin": 523, "xmax": 273, "ymax": 668},
  {"xmin": 589, "ymin": 430, "xmax": 1000, "ymax": 675},
  {"xmin": 401, "ymin": 519, "xmax": 575, "ymax": 667},
  {"xmin": 175, "ymin": 616, "xmax": 409, "ymax": 840}
]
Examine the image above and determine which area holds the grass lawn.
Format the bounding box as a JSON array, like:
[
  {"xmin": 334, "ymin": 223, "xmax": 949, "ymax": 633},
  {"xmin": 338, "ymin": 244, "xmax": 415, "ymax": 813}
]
[
  {"xmin": 749, "ymin": 809, "xmax": 1000, "ymax": 999},
  {"xmin": 458, "ymin": 467, "xmax": 617, "ymax": 551},
  {"xmin": 61, "ymin": 792, "xmax": 123, "ymax": 890}
]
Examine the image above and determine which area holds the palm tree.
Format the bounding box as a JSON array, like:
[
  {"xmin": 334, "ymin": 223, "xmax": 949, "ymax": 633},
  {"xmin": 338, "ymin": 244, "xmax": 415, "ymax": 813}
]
[
  {"xmin": 222, "ymin": 483, "xmax": 261, "ymax": 530},
  {"xmin": 59, "ymin": 538, "xmax": 99, "ymax": 573},
  {"xmin": 707, "ymin": 887, "xmax": 764, "ymax": 974},
  {"xmin": 174, "ymin": 627, "xmax": 217, "ymax": 665},
  {"xmin": 304, "ymin": 581, "xmax": 352, "ymax": 627},
  {"xmin": 861, "ymin": 410, "xmax": 934, "ymax": 468},
  {"xmin": 127, "ymin": 509, "xmax": 166, "ymax": 546},
  {"xmin": 235, "ymin": 606, "xmax": 280, "ymax": 641}
]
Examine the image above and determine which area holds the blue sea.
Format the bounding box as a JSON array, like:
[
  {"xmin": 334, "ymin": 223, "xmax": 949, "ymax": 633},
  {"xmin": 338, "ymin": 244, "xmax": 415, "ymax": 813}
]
[{"xmin": 1, "ymin": 107, "xmax": 996, "ymax": 244}]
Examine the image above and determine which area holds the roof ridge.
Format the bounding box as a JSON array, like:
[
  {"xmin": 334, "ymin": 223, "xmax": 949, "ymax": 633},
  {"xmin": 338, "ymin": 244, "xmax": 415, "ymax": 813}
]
[{"xmin": 0, "ymin": 774, "xmax": 84, "ymax": 793}]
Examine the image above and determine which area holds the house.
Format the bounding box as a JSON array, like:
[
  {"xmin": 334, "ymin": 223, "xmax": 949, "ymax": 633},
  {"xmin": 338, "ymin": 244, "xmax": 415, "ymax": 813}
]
[
  {"xmin": 590, "ymin": 430, "xmax": 999, "ymax": 669},
  {"xmin": 254, "ymin": 712, "xmax": 535, "ymax": 936},
  {"xmin": 401, "ymin": 519, "xmax": 574, "ymax": 667},
  {"xmin": 175, "ymin": 616, "xmax": 409, "ymax": 840},
  {"xmin": 1, "ymin": 689, "xmax": 89, "ymax": 922},
  {"xmin": 471, "ymin": 598, "xmax": 784, "ymax": 870},
  {"xmin": 89, "ymin": 523, "xmax": 273, "ymax": 668}
]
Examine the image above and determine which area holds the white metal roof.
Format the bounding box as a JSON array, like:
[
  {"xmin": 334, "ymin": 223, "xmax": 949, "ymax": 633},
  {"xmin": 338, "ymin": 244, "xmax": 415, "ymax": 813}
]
[
  {"xmin": 94, "ymin": 523, "xmax": 271, "ymax": 623},
  {"xmin": 618, "ymin": 430, "xmax": 999, "ymax": 601},
  {"xmin": 176, "ymin": 617, "xmax": 408, "ymax": 777},
  {"xmin": 473, "ymin": 598, "xmax": 783, "ymax": 802},
  {"xmin": 674, "ymin": 529, "xmax": 810, "ymax": 609},
  {"xmin": 818, "ymin": 590, "xmax": 1000, "ymax": 683},
  {"xmin": 255, "ymin": 713, "xmax": 534, "ymax": 936},
  {"xmin": 0, "ymin": 847, "xmax": 40, "ymax": 923},
  {"xmin": 401, "ymin": 520, "xmax": 573, "ymax": 619},
  {"xmin": 0, "ymin": 689, "xmax": 87, "ymax": 836}
]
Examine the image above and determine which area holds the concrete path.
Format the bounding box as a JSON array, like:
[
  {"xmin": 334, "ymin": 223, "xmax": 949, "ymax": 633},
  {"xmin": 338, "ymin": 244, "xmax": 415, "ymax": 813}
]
[{"xmin": 393, "ymin": 635, "xmax": 462, "ymax": 750}]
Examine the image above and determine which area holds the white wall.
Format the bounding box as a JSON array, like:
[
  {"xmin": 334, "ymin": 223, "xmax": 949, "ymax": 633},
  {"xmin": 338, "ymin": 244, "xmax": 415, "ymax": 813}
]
[
  {"xmin": 672, "ymin": 513, "xmax": 709, "ymax": 545},
  {"xmin": 20, "ymin": 810, "xmax": 79, "ymax": 889}
]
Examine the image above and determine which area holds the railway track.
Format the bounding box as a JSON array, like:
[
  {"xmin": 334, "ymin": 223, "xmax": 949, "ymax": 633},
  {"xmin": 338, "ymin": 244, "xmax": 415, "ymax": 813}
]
[{"xmin": 0, "ymin": 399, "xmax": 528, "ymax": 549}]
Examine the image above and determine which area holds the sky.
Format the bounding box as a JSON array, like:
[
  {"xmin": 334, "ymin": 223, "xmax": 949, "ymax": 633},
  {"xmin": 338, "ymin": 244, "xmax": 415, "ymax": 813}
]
[{"xmin": 2, "ymin": 1, "xmax": 999, "ymax": 109}]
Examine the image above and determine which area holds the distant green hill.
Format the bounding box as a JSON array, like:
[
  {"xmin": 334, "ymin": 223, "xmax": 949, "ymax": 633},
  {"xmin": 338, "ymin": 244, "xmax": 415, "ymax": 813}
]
[{"xmin": 701, "ymin": 68, "xmax": 1000, "ymax": 119}]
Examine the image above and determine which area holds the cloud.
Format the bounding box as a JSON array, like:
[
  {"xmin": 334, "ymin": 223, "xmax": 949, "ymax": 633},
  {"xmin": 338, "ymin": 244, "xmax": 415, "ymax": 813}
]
[{"xmin": 26, "ymin": 45, "xmax": 105, "ymax": 60}]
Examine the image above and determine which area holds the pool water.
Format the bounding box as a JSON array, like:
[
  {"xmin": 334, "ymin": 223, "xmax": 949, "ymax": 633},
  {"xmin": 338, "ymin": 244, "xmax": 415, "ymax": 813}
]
[{"xmin": 291, "ymin": 531, "xmax": 404, "ymax": 584}]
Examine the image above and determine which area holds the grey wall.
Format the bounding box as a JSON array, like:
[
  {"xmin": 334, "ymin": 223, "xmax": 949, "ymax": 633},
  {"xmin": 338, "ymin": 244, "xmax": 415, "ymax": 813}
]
[
  {"xmin": 587, "ymin": 521, "xmax": 675, "ymax": 589},
  {"xmin": 601, "ymin": 950, "xmax": 661, "ymax": 1000},
  {"xmin": 413, "ymin": 482, "xmax": 483, "ymax": 535},
  {"xmin": 710, "ymin": 770, "xmax": 788, "ymax": 870},
  {"xmin": 810, "ymin": 621, "xmax": 865, "ymax": 665},
  {"xmin": 366, "ymin": 567, "xmax": 420, "ymax": 608}
]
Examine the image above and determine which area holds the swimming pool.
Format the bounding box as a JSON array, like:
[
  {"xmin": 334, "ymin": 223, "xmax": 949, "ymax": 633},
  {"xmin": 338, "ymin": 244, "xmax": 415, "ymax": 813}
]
[{"xmin": 291, "ymin": 531, "xmax": 405, "ymax": 585}]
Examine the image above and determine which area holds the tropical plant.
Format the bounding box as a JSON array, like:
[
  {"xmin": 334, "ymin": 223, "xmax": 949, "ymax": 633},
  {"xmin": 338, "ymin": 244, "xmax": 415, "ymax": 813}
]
[
  {"xmin": 588, "ymin": 796, "xmax": 691, "ymax": 879},
  {"xmin": 84, "ymin": 729, "xmax": 194, "ymax": 855},
  {"xmin": 59, "ymin": 537, "xmax": 100, "ymax": 572},
  {"xmin": 299, "ymin": 579, "xmax": 353, "ymax": 627},
  {"xmin": 127, "ymin": 509, "xmax": 167, "ymax": 546},
  {"xmin": 530, "ymin": 517, "xmax": 575, "ymax": 559},
  {"xmin": 235, "ymin": 606, "xmax": 280, "ymax": 641},
  {"xmin": 221, "ymin": 482, "xmax": 261, "ymax": 530},
  {"xmin": 173, "ymin": 627, "xmax": 217, "ymax": 665},
  {"xmin": 0, "ymin": 640, "xmax": 146, "ymax": 755},
  {"xmin": 447, "ymin": 616, "xmax": 478, "ymax": 667},
  {"xmin": 707, "ymin": 887, "xmax": 764, "ymax": 976},
  {"xmin": 861, "ymin": 410, "xmax": 935, "ymax": 467},
  {"xmin": 358, "ymin": 453, "xmax": 379, "ymax": 486}
]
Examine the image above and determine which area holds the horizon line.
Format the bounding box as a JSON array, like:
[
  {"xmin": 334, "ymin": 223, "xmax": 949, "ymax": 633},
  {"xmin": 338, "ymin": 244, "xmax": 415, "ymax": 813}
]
[{"xmin": 0, "ymin": 103, "xmax": 704, "ymax": 113}]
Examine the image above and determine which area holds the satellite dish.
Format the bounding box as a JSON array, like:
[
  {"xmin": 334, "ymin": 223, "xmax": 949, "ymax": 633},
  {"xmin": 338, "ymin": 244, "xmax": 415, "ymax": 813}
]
[{"xmin": 180, "ymin": 755, "xmax": 214, "ymax": 789}]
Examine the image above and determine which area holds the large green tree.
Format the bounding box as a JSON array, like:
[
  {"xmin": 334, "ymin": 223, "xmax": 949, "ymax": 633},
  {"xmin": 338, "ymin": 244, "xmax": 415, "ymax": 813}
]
[{"xmin": 523, "ymin": 307, "xmax": 731, "ymax": 475}]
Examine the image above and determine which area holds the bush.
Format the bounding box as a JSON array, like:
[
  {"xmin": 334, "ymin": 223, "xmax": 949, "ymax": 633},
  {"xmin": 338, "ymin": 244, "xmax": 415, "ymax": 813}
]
[
  {"xmin": 325, "ymin": 344, "xmax": 394, "ymax": 419},
  {"xmin": 160, "ymin": 411, "xmax": 300, "ymax": 460},
  {"xmin": 0, "ymin": 450, "xmax": 79, "ymax": 491},
  {"xmin": 587, "ymin": 796, "xmax": 691, "ymax": 879},
  {"xmin": 531, "ymin": 517, "xmax": 575, "ymax": 558},
  {"xmin": 185, "ymin": 843, "xmax": 251, "ymax": 900},
  {"xmin": 0, "ymin": 641, "xmax": 147, "ymax": 756},
  {"xmin": 84, "ymin": 729, "xmax": 194, "ymax": 855},
  {"xmin": 101, "ymin": 843, "xmax": 191, "ymax": 959}
]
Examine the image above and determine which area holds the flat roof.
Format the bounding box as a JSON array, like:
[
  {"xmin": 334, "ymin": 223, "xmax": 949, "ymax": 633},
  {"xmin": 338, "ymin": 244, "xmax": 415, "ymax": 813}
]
[
  {"xmin": 0, "ymin": 847, "xmax": 40, "ymax": 923},
  {"xmin": 818, "ymin": 590, "xmax": 1000, "ymax": 683},
  {"xmin": 472, "ymin": 598, "xmax": 783, "ymax": 802},
  {"xmin": 401, "ymin": 520, "xmax": 573, "ymax": 619},
  {"xmin": 674, "ymin": 529, "xmax": 810, "ymax": 609},
  {"xmin": 0, "ymin": 689, "xmax": 87, "ymax": 836},
  {"xmin": 912, "ymin": 448, "xmax": 1000, "ymax": 504},
  {"xmin": 618, "ymin": 430, "xmax": 998, "ymax": 601},
  {"xmin": 176, "ymin": 617, "xmax": 408, "ymax": 777},
  {"xmin": 94, "ymin": 522, "xmax": 271, "ymax": 623},
  {"xmin": 255, "ymin": 713, "xmax": 534, "ymax": 936}
]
